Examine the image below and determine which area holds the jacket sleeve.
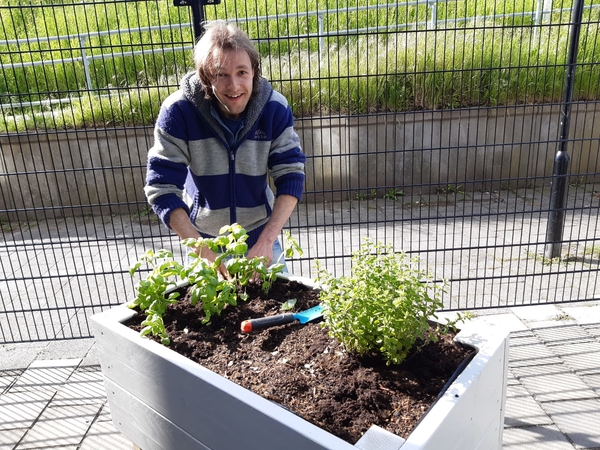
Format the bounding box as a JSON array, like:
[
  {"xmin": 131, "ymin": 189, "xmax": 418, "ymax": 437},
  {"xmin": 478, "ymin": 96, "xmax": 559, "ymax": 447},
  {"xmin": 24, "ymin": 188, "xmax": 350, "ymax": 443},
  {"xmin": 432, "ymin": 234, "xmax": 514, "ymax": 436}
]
[
  {"xmin": 144, "ymin": 97, "xmax": 193, "ymax": 229},
  {"xmin": 267, "ymin": 91, "xmax": 306, "ymax": 201}
]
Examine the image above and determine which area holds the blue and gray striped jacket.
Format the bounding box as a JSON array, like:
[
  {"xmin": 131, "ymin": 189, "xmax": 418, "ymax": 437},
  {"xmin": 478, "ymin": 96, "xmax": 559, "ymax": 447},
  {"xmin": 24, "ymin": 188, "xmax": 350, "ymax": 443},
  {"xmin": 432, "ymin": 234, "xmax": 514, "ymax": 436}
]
[{"xmin": 144, "ymin": 72, "xmax": 306, "ymax": 248}]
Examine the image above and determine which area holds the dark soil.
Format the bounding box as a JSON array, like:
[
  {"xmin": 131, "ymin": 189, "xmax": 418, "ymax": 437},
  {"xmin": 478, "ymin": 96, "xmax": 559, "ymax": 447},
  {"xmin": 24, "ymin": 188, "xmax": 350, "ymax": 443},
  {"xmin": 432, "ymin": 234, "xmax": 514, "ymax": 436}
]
[{"xmin": 125, "ymin": 279, "xmax": 475, "ymax": 445}]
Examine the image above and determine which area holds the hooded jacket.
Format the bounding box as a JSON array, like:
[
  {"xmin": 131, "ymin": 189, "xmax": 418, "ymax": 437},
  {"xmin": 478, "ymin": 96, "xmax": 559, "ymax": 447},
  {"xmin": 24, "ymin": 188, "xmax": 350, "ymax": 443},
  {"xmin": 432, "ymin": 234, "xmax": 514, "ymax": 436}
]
[{"xmin": 145, "ymin": 72, "xmax": 306, "ymax": 247}]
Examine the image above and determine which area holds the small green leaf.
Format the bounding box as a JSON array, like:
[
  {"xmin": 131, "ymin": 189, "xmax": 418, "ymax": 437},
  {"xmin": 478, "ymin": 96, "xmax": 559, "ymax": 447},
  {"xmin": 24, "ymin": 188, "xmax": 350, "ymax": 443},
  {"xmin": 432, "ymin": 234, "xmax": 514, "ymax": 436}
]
[{"xmin": 281, "ymin": 298, "xmax": 297, "ymax": 311}]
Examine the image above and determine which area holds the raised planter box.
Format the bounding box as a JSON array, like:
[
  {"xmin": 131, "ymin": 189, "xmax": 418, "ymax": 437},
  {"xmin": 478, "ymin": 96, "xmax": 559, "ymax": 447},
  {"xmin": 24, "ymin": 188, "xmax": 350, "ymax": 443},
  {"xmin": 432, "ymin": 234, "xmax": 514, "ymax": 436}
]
[{"xmin": 91, "ymin": 274, "xmax": 509, "ymax": 450}]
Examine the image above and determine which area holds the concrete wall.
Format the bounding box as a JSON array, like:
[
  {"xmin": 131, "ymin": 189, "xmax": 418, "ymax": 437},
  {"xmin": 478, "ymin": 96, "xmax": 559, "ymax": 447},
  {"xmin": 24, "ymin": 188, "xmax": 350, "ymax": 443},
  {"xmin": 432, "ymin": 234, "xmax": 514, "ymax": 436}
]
[
  {"xmin": 1, "ymin": 104, "xmax": 599, "ymax": 219},
  {"xmin": 0, "ymin": 128, "xmax": 152, "ymax": 220},
  {"xmin": 296, "ymin": 103, "xmax": 600, "ymax": 202}
]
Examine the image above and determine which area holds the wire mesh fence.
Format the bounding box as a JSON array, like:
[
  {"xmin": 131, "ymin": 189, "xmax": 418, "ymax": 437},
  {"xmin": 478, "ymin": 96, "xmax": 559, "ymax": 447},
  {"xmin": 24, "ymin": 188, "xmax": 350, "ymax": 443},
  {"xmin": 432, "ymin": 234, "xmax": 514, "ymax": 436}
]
[{"xmin": 1, "ymin": 0, "xmax": 599, "ymax": 343}]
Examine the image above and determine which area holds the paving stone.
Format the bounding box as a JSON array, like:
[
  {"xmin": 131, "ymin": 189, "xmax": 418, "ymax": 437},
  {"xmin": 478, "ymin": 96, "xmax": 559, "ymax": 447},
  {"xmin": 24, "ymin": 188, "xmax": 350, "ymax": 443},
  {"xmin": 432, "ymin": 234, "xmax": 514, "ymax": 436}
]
[
  {"xmin": 543, "ymin": 399, "xmax": 600, "ymax": 449},
  {"xmin": 95, "ymin": 402, "xmax": 113, "ymax": 422},
  {"xmin": 583, "ymin": 323, "xmax": 600, "ymax": 339},
  {"xmin": 504, "ymin": 384, "xmax": 553, "ymax": 428},
  {"xmin": 507, "ymin": 368, "xmax": 521, "ymax": 386},
  {"xmin": 509, "ymin": 342, "xmax": 562, "ymax": 368},
  {"xmin": 527, "ymin": 319, "xmax": 579, "ymax": 330},
  {"xmin": 0, "ymin": 371, "xmax": 19, "ymax": 393},
  {"xmin": 461, "ymin": 312, "xmax": 528, "ymax": 333},
  {"xmin": 52, "ymin": 370, "xmax": 107, "ymax": 407},
  {"xmin": 502, "ymin": 425, "xmax": 577, "ymax": 449},
  {"xmin": 0, "ymin": 428, "xmax": 27, "ymax": 450},
  {"xmin": 511, "ymin": 305, "xmax": 566, "ymax": 324},
  {"xmin": 79, "ymin": 420, "xmax": 135, "ymax": 450},
  {"xmin": 560, "ymin": 304, "xmax": 600, "ymax": 325},
  {"xmin": 80, "ymin": 343, "xmax": 101, "ymax": 367},
  {"xmin": 555, "ymin": 347, "xmax": 600, "ymax": 376},
  {"xmin": 509, "ymin": 329, "xmax": 539, "ymax": 343},
  {"xmin": 36, "ymin": 339, "xmax": 95, "ymax": 361},
  {"xmin": 0, "ymin": 390, "xmax": 53, "ymax": 430},
  {"xmin": 510, "ymin": 364, "xmax": 597, "ymax": 402},
  {"xmin": 16, "ymin": 404, "xmax": 99, "ymax": 449},
  {"xmin": 0, "ymin": 343, "xmax": 46, "ymax": 370},
  {"xmin": 533, "ymin": 325, "xmax": 596, "ymax": 347},
  {"xmin": 9, "ymin": 359, "xmax": 81, "ymax": 394},
  {"xmin": 581, "ymin": 374, "xmax": 600, "ymax": 393}
]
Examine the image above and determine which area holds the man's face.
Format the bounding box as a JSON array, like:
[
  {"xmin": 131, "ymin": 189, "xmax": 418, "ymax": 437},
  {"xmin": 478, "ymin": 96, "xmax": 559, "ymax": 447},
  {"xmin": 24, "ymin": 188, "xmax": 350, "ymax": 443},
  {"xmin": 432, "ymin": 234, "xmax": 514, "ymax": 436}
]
[{"xmin": 211, "ymin": 48, "xmax": 254, "ymax": 120}]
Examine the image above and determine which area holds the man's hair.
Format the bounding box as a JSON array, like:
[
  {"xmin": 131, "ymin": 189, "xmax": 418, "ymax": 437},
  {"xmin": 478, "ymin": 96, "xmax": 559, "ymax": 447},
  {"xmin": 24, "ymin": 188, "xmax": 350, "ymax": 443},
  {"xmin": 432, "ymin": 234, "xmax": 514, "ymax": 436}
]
[{"xmin": 194, "ymin": 20, "xmax": 262, "ymax": 101}]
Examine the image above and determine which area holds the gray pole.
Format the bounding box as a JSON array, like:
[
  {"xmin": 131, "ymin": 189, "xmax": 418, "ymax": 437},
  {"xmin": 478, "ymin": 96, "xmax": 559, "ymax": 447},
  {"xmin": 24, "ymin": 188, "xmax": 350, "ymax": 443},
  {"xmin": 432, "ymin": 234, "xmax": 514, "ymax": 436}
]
[{"xmin": 544, "ymin": 0, "xmax": 584, "ymax": 259}]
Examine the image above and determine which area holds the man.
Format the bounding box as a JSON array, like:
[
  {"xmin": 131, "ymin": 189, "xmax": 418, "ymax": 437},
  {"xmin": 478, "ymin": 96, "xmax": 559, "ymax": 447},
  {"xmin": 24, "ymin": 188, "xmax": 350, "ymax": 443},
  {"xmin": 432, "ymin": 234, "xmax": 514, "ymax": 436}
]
[{"xmin": 145, "ymin": 21, "xmax": 306, "ymax": 275}]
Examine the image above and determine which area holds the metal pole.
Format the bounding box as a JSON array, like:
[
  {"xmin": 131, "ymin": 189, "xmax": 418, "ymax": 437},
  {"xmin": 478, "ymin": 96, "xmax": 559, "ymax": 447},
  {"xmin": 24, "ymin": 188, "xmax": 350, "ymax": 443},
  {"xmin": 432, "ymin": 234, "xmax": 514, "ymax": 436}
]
[
  {"xmin": 190, "ymin": 0, "xmax": 206, "ymax": 42},
  {"xmin": 173, "ymin": 0, "xmax": 207, "ymax": 42},
  {"xmin": 544, "ymin": 0, "xmax": 584, "ymax": 259}
]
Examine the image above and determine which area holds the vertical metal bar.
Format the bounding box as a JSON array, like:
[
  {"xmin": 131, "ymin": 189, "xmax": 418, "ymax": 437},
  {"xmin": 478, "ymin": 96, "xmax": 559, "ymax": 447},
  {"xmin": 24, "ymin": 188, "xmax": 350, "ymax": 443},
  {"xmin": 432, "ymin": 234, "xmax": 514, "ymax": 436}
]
[
  {"xmin": 190, "ymin": 0, "xmax": 206, "ymax": 41},
  {"xmin": 79, "ymin": 36, "xmax": 93, "ymax": 90},
  {"xmin": 544, "ymin": 0, "xmax": 584, "ymax": 259},
  {"xmin": 543, "ymin": 0, "xmax": 554, "ymax": 23},
  {"xmin": 533, "ymin": 0, "xmax": 543, "ymax": 40},
  {"xmin": 429, "ymin": 1, "xmax": 437, "ymax": 29},
  {"xmin": 318, "ymin": 13, "xmax": 324, "ymax": 57}
]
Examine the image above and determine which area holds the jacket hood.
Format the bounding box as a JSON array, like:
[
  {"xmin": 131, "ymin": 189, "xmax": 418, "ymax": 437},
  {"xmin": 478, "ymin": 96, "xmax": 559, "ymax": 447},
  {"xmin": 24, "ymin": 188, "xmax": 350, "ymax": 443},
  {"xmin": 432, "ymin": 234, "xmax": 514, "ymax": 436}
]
[{"xmin": 180, "ymin": 71, "xmax": 273, "ymax": 142}]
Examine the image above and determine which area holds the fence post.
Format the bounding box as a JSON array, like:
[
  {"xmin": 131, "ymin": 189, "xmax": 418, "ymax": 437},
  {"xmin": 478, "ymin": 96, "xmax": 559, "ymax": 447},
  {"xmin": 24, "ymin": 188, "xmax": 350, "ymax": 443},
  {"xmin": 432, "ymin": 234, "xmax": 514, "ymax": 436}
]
[
  {"xmin": 544, "ymin": 0, "xmax": 584, "ymax": 259},
  {"xmin": 174, "ymin": 0, "xmax": 214, "ymax": 41},
  {"xmin": 428, "ymin": 0, "xmax": 437, "ymax": 29},
  {"xmin": 543, "ymin": 0, "xmax": 553, "ymax": 22},
  {"xmin": 318, "ymin": 13, "xmax": 324, "ymax": 58},
  {"xmin": 79, "ymin": 36, "xmax": 93, "ymax": 91}
]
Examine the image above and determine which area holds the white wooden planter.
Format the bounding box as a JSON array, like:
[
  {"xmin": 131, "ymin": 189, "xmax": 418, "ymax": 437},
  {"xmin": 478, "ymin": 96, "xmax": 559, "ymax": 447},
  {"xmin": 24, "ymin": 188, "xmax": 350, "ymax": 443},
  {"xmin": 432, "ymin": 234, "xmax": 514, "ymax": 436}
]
[{"xmin": 91, "ymin": 274, "xmax": 509, "ymax": 450}]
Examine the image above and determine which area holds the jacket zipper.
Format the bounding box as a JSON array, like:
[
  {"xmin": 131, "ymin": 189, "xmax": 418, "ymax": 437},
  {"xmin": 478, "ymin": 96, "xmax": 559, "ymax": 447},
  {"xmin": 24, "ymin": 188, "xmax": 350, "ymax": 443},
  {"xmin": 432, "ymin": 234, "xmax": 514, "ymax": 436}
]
[{"xmin": 229, "ymin": 147, "xmax": 236, "ymax": 226}]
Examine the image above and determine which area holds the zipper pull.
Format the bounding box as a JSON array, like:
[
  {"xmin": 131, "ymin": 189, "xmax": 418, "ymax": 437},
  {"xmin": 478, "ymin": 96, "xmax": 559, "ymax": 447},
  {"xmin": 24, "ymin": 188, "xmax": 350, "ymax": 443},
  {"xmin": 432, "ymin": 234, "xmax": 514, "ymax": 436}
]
[{"xmin": 230, "ymin": 150, "xmax": 235, "ymax": 161}]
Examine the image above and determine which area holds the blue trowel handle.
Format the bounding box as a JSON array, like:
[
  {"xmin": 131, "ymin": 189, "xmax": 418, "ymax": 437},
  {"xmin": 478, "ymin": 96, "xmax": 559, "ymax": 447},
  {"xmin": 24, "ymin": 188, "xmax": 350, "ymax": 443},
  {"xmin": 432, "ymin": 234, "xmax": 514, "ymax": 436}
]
[{"xmin": 241, "ymin": 314, "xmax": 295, "ymax": 333}]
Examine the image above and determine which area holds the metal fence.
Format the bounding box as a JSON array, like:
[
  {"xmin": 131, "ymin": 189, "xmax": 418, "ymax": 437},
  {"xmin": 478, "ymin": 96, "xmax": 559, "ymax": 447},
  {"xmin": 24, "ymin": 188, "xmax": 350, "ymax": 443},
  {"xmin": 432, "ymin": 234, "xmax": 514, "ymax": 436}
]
[{"xmin": 1, "ymin": 0, "xmax": 599, "ymax": 343}]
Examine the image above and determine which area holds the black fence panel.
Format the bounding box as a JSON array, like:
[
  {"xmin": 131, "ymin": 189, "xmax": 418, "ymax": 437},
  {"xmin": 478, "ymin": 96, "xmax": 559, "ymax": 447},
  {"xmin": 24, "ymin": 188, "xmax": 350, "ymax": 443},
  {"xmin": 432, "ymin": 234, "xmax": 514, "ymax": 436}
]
[{"xmin": 1, "ymin": 0, "xmax": 599, "ymax": 342}]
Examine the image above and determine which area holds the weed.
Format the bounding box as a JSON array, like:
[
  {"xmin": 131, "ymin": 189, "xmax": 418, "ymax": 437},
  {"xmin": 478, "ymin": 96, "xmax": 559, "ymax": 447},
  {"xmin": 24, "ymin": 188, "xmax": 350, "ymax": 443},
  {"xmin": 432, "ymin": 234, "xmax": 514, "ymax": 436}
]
[
  {"xmin": 437, "ymin": 184, "xmax": 464, "ymax": 195},
  {"xmin": 569, "ymin": 176, "xmax": 586, "ymax": 188},
  {"xmin": 384, "ymin": 188, "xmax": 405, "ymax": 201}
]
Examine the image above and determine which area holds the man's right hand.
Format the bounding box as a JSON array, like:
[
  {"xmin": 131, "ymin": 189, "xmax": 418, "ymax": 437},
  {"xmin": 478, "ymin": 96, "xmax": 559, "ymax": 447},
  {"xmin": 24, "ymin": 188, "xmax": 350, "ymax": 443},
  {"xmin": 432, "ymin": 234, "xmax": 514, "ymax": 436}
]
[
  {"xmin": 198, "ymin": 246, "xmax": 229, "ymax": 279},
  {"xmin": 169, "ymin": 207, "xmax": 229, "ymax": 279}
]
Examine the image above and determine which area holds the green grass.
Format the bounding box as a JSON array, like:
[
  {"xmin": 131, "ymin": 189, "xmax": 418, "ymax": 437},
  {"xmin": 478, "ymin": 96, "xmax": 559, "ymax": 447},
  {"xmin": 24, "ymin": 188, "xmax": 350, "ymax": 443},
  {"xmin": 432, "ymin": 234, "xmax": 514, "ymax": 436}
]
[{"xmin": 1, "ymin": 0, "xmax": 600, "ymax": 132}]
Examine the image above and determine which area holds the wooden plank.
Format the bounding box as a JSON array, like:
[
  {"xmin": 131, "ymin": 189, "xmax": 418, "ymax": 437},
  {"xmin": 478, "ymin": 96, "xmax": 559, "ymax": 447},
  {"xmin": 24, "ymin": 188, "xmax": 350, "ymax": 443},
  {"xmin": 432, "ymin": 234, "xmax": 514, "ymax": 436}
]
[
  {"xmin": 354, "ymin": 425, "xmax": 405, "ymax": 450},
  {"xmin": 399, "ymin": 328, "xmax": 509, "ymax": 450},
  {"xmin": 105, "ymin": 379, "xmax": 210, "ymax": 450}
]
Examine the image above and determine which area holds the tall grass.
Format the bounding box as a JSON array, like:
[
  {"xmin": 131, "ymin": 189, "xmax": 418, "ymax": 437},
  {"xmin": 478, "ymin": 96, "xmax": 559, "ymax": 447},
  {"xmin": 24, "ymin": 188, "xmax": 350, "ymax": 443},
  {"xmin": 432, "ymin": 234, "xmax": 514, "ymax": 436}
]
[{"xmin": 1, "ymin": 0, "xmax": 599, "ymax": 132}]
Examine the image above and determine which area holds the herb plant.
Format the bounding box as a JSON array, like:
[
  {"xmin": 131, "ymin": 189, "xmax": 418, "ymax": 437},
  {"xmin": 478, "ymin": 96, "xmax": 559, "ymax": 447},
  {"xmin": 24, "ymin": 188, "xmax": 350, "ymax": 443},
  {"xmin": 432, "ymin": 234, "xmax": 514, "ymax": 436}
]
[
  {"xmin": 128, "ymin": 223, "xmax": 286, "ymax": 345},
  {"xmin": 315, "ymin": 238, "xmax": 461, "ymax": 366}
]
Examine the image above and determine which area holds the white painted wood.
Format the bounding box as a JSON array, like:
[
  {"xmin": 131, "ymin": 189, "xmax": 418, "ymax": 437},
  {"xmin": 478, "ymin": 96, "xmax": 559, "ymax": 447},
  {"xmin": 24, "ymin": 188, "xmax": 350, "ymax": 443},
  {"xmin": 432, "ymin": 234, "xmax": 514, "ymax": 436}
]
[
  {"xmin": 92, "ymin": 277, "xmax": 509, "ymax": 450},
  {"xmin": 105, "ymin": 379, "xmax": 211, "ymax": 450},
  {"xmin": 354, "ymin": 425, "xmax": 405, "ymax": 450},
  {"xmin": 387, "ymin": 323, "xmax": 509, "ymax": 450}
]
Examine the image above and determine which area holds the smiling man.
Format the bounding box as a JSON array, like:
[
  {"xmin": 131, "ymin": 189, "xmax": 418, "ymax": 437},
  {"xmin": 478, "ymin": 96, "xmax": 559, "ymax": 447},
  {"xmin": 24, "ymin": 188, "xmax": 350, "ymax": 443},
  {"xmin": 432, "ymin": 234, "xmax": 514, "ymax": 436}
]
[{"xmin": 144, "ymin": 21, "xmax": 306, "ymax": 275}]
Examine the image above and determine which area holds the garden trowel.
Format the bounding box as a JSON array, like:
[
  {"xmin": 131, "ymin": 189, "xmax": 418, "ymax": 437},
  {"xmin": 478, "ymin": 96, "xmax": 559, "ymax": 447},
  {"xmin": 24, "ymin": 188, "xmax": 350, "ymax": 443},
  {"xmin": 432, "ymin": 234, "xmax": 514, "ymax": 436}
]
[{"xmin": 240, "ymin": 304, "xmax": 324, "ymax": 333}]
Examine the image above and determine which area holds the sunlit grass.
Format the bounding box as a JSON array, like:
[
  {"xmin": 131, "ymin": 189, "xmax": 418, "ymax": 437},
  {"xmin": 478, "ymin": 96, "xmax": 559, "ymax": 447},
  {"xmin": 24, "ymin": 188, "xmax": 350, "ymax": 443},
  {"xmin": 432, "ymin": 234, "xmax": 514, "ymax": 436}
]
[{"xmin": 1, "ymin": 0, "xmax": 600, "ymax": 131}]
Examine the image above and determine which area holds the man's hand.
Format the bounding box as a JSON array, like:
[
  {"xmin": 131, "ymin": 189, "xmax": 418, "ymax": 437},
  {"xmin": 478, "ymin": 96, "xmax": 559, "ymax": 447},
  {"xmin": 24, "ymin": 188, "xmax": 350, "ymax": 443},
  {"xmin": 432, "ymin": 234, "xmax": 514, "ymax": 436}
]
[
  {"xmin": 197, "ymin": 246, "xmax": 229, "ymax": 279},
  {"xmin": 169, "ymin": 207, "xmax": 229, "ymax": 278},
  {"xmin": 246, "ymin": 239, "xmax": 274, "ymax": 267}
]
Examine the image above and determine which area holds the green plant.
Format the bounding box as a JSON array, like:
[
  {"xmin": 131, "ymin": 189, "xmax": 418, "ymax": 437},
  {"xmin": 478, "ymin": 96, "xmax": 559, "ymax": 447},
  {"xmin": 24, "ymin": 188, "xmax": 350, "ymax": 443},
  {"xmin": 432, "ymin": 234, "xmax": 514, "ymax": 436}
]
[
  {"xmin": 384, "ymin": 188, "xmax": 404, "ymax": 200},
  {"xmin": 353, "ymin": 189, "xmax": 377, "ymax": 201},
  {"xmin": 569, "ymin": 176, "xmax": 586, "ymax": 188},
  {"xmin": 437, "ymin": 184, "xmax": 464, "ymax": 195},
  {"xmin": 584, "ymin": 245, "xmax": 600, "ymax": 258},
  {"xmin": 128, "ymin": 248, "xmax": 185, "ymax": 345},
  {"xmin": 128, "ymin": 223, "xmax": 286, "ymax": 344},
  {"xmin": 315, "ymin": 238, "xmax": 462, "ymax": 366}
]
